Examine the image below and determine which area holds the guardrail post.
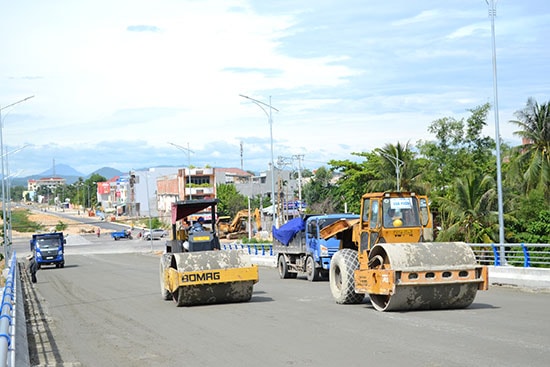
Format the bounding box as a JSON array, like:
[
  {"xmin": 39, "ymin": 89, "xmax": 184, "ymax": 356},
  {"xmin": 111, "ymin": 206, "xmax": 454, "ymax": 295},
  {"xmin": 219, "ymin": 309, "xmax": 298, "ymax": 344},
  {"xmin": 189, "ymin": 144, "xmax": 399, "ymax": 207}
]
[
  {"xmin": 491, "ymin": 244, "xmax": 500, "ymax": 266},
  {"xmin": 521, "ymin": 243, "xmax": 530, "ymax": 267}
]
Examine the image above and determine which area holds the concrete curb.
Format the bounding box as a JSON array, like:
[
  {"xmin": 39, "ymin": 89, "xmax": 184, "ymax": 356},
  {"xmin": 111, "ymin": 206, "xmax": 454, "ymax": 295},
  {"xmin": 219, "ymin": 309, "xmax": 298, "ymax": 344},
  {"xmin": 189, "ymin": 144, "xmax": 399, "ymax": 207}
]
[{"xmin": 489, "ymin": 266, "xmax": 550, "ymax": 290}]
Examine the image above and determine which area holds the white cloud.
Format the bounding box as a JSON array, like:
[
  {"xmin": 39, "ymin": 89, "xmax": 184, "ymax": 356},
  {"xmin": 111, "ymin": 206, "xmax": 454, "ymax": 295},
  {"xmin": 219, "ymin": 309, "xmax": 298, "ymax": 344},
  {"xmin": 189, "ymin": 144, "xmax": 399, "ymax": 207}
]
[{"xmin": 0, "ymin": 0, "xmax": 548, "ymax": 177}]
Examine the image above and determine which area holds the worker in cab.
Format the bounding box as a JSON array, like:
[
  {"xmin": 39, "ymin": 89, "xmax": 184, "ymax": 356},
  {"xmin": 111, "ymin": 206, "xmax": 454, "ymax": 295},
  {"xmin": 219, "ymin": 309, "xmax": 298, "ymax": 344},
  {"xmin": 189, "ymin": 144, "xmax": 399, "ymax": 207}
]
[{"xmin": 191, "ymin": 217, "xmax": 205, "ymax": 232}]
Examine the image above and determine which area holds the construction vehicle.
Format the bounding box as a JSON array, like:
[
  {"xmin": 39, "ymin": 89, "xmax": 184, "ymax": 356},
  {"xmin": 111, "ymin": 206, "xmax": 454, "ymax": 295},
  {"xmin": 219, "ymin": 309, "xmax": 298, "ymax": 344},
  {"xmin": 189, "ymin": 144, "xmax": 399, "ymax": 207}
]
[
  {"xmin": 159, "ymin": 198, "xmax": 259, "ymax": 306},
  {"xmin": 320, "ymin": 192, "xmax": 488, "ymax": 311},
  {"xmin": 218, "ymin": 208, "xmax": 262, "ymax": 239},
  {"xmin": 272, "ymin": 213, "xmax": 359, "ymax": 281},
  {"xmin": 30, "ymin": 232, "xmax": 66, "ymax": 269}
]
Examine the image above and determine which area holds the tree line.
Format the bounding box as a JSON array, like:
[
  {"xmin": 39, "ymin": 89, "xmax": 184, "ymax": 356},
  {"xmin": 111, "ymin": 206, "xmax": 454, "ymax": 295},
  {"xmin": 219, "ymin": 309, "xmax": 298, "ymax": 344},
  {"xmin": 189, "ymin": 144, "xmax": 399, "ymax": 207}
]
[{"xmin": 302, "ymin": 98, "xmax": 550, "ymax": 244}]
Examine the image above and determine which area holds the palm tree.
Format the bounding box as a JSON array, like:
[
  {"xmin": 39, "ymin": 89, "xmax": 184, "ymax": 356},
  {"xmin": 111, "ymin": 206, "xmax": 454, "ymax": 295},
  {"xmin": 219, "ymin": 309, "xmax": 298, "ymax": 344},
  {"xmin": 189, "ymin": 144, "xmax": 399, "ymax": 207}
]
[
  {"xmin": 436, "ymin": 172, "xmax": 498, "ymax": 243},
  {"xmin": 371, "ymin": 142, "xmax": 427, "ymax": 193},
  {"xmin": 509, "ymin": 98, "xmax": 550, "ymax": 203}
]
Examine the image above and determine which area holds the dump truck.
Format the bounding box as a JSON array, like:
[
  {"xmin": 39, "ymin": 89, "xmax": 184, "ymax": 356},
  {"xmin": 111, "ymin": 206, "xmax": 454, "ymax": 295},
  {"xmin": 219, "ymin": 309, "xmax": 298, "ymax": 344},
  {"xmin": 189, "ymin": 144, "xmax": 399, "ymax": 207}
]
[
  {"xmin": 159, "ymin": 198, "xmax": 259, "ymax": 306},
  {"xmin": 320, "ymin": 191, "xmax": 488, "ymax": 311},
  {"xmin": 272, "ymin": 213, "xmax": 359, "ymax": 281},
  {"xmin": 30, "ymin": 232, "xmax": 66, "ymax": 269}
]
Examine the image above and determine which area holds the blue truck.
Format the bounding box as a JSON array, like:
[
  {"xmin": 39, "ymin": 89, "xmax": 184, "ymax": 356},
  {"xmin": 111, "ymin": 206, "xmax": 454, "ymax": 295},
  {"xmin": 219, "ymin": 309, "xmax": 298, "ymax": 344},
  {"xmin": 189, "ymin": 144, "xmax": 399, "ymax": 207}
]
[
  {"xmin": 111, "ymin": 229, "xmax": 133, "ymax": 240},
  {"xmin": 272, "ymin": 213, "xmax": 359, "ymax": 281},
  {"xmin": 30, "ymin": 232, "xmax": 66, "ymax": 269}
]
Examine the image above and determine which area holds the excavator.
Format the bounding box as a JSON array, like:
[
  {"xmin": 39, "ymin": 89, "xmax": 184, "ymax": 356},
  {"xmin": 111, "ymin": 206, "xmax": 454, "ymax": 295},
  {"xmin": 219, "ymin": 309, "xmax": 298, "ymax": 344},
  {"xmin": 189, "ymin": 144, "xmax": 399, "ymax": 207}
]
[
  {"xmin": 218, "ymin": 208, "xmax": 262, "ymax": 239},
  {"xmin": 159, "ymin": 198, "xmax": 259, "ymax": 306},
  {"xmin": 320, "ymin": 191, "xmax": 488, "ymax": 311}
]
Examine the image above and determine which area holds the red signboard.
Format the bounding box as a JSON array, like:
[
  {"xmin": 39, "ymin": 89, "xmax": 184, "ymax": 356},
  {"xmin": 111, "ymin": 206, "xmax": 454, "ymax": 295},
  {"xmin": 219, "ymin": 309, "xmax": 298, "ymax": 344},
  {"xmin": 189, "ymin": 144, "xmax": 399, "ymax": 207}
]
[{"xmin": 98, "ymin": 182, "xmax": 110, "ymax": 195}]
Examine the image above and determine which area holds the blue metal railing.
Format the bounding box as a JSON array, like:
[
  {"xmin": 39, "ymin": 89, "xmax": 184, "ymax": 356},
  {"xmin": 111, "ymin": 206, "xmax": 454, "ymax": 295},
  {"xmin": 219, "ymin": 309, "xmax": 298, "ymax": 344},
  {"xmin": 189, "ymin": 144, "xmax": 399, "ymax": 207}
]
[
  {"xmin": 221, "ymin": 242, "xmax": 273, "ymax": 256},
  {"xmin": 222, "ymin": 241, "xmax": 550, "ymax": 268},
  {"xmin": 0, "ymin": 252, "xmax": 17, "ymax": 367},
  {"xmin": 471, "ymin": 243, "xmax": 550, "ymax": 267}
]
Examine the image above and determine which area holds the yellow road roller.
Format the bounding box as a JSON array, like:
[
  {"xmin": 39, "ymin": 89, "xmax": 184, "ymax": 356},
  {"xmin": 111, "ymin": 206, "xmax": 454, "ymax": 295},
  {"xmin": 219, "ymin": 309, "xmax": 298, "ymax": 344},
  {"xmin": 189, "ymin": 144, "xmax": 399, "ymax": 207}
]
[
  {"xmin": 320, "ymin": 192, "xmax": 488, "ymax": 311},
  {"xmin": 160, "ymin": 199, "xmax": 259, "ymax": 306}
]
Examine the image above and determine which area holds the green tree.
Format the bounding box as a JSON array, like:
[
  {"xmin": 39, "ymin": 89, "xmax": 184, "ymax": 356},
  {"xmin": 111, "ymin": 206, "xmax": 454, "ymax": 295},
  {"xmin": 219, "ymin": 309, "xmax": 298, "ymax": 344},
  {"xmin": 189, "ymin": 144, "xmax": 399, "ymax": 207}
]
[
  {"xmin": 436, "ymin": 172, "xmax": 498, "ymax": 243},
  {"xmin": 327, "ymin": 153, "xmax": 379, "ymax": 213},
  {"xmin": 302, "ymin": 166, "xmax": 340, "ymax": 213},
  {"xmin": 216, "ymin": 184, "xmax": 247, "ymax": 217},
  {"xmin": 509, "ymin": 98, "xmax": 550, "ymax": 204},
  {"xmin": 417, "ymin": 103, "xmax": 495, "ymax": 198},
  {"xmin": 372, "ymin": 142, "xmax": 427, "ymax": 194}
]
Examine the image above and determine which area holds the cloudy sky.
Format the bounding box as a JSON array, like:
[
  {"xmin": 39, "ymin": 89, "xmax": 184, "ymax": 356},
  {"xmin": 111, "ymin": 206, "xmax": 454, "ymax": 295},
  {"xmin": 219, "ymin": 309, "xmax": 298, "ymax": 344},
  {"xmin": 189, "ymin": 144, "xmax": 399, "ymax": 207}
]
[{"xmin": 1, "ymin": 0, "xmax": 548, "ymax": 177}]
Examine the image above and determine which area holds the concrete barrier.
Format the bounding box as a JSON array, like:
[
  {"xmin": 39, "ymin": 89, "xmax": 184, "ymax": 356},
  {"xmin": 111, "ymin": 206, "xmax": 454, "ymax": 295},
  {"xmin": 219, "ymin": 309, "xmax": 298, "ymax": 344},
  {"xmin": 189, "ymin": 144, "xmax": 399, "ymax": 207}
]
[{"xmin": 489, "ymin": 266, "xmax": 550, "ymax": 290}]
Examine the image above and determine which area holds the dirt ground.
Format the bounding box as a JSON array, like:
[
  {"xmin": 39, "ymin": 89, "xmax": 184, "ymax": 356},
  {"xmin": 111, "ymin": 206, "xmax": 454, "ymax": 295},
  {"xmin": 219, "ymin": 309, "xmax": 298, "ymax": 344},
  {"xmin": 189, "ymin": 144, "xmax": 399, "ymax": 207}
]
[{"xmin": 9, "ymin": 210, "xmax": 98, "ymax": 238}]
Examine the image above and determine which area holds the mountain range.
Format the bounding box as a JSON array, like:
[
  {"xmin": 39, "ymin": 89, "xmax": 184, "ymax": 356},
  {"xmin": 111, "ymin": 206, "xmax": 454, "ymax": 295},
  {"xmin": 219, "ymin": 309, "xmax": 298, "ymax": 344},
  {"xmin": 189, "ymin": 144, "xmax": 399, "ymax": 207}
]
[{"xmin": 9, "ymin": 164, "xmax": 125, "ymax": 186}]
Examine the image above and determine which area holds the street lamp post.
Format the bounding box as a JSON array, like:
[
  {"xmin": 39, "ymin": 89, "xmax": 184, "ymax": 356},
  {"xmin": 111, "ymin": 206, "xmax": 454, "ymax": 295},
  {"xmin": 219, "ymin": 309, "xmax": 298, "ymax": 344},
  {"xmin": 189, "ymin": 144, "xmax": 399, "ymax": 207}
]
[
  {"xmin": 377, "ymin": 150, "xmax": 404, "ymax": 191},
  {"xmin": 239, "ymin": 94, "xmax": 279, "ymax": 227},
  {"xmin": 1, "ymin": 95, "xmax": 34, "ymax": 259},
  {"xmin": 485, "ymin": 0, "xmax": 506, "ymax": 264},
  {"xmin": 169, "ymin": 142, "xmax": 194, "ymax": 200}
]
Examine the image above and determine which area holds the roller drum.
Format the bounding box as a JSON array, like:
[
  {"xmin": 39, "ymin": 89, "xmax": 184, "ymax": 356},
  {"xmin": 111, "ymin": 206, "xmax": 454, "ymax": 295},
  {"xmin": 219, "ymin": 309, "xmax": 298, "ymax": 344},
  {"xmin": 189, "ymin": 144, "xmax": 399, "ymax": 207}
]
[
  {"xmin": 368, "ymin": 242, "xmax": 483, "ymax": 311},
  {"xmin": 172, "ymin": 250, "xmax": 256, "ymax": 306}
]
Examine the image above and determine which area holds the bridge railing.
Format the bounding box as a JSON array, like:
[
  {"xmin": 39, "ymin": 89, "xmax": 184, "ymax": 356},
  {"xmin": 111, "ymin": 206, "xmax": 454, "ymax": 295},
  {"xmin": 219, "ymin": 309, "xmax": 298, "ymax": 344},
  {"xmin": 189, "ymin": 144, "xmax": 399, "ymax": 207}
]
[
  {"xmin": 222, "ymin": 241, "xmax": 550, "ymax": 268},
  {"xmin": 469, "ymin": 243, "xmax": 550, "ymax": 267},
  {"xmin": 0, "ymin": 252, "xmax": 18, "ymax": 367}
]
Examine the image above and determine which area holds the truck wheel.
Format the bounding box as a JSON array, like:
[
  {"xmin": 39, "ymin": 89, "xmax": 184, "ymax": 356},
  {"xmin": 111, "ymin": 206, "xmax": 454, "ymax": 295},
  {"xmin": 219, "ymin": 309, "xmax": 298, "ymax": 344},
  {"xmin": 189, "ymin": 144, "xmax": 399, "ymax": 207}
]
[
  {"xmin": 329, "ymin": 249, "xmax": 364, "ymax": 304},
  {"xmin": 114, "ymin": 237, "xmax": 119, "ymax": 241},
  {"xmin": 60, "ymin": 262, "xmax": 65, "ymax": 268},
  {"xmin": 306, "ymin": 256, "xmax": 321, "ymax": 282},
  {"xmin": 278, "ymin": 255, "xmax": 292, "ymax": 279}
]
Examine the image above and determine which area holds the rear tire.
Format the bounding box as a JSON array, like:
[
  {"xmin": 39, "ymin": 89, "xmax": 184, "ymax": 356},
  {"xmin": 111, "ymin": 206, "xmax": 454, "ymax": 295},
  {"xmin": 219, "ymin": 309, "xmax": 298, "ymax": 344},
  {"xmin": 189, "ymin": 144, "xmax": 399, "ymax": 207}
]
[
  {"xmin": 278, "ymin": 255, "xmax": 292, "ymax": 279},
  {"xmin": 329, "ymin": 249, "xmax": 364, "ymax": 304}
]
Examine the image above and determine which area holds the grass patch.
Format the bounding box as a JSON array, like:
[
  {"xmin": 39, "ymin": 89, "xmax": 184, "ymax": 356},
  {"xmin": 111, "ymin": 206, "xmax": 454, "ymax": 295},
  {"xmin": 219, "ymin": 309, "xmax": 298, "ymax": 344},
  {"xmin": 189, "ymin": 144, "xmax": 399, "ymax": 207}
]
[{"xmin": 8, "ymin": 209, "xmax": 44, "ymax": 232}]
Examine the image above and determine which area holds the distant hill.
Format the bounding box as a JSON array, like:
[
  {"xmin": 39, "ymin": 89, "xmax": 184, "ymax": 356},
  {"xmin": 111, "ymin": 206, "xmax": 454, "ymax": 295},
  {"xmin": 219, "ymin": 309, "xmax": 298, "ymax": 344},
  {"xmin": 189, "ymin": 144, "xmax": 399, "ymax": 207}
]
[
  {"xmin": 9, "ymin": 165, "xmax": 124, "ymax": 186},
  {"xmin": 90, "ymin": 167, "xmax": 124, "ymax": 180},
  {"xmin": 38, "ymin": 163, "xmax": 84, "ymax": 177}
]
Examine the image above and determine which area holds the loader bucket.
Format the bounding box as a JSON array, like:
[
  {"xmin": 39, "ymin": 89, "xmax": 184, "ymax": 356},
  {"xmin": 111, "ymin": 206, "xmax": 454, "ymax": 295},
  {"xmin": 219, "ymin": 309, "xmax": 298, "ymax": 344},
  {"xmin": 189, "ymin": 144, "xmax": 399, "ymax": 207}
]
[
  {"xmin": 161, "ymin": 250, "xmax": 259, "ymax": 306},
  {"xmin": 361, "ymin": 242, "xmax": 488, "ymax": 311}
]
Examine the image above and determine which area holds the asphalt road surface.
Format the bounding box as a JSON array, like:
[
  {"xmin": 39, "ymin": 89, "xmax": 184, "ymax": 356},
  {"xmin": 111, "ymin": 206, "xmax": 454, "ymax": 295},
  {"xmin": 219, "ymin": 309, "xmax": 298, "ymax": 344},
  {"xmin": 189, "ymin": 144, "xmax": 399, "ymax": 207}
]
[{"xmin": 15, "ymin": 236, "xmax": 550, "ymax": 367}]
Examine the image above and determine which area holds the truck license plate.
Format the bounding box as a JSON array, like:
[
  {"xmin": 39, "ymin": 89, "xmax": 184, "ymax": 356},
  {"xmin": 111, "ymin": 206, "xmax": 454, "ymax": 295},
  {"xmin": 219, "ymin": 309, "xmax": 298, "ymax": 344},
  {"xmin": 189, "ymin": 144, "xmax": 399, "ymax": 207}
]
[{"xmin": 46, "ymin": 256, "xmax": 54, "ymax": 260}]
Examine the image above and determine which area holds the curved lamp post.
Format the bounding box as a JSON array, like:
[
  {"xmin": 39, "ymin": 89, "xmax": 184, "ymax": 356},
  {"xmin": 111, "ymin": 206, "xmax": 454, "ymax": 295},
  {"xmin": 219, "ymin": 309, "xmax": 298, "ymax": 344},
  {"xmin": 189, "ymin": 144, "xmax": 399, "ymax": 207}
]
[{"xmin": 239, "ymin": 94, "xmax": 279, "ymax": 227}]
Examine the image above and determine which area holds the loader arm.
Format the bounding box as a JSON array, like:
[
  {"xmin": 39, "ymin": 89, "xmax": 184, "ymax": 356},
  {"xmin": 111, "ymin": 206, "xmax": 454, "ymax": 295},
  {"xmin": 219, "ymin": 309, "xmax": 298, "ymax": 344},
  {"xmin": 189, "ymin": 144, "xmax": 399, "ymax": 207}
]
[{"xmin": 319, "ymin": 218, "xmax": 360, "ymax": 240}]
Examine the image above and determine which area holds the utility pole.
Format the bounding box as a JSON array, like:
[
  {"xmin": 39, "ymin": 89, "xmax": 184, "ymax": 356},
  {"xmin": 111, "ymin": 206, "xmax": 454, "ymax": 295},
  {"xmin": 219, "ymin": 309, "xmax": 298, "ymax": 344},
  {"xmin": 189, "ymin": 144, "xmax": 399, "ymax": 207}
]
[{"xmin": 169, "ymin": 142, "xmax": 194, "ymax": 200}]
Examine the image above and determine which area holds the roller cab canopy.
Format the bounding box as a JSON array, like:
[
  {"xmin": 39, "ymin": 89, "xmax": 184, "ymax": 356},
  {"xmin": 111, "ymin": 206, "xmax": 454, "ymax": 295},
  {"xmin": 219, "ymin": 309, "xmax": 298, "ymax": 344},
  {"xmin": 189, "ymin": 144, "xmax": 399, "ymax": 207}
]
[{"xmin": 171, "ymin": 199, "xmax": 219, "ymax": 224}]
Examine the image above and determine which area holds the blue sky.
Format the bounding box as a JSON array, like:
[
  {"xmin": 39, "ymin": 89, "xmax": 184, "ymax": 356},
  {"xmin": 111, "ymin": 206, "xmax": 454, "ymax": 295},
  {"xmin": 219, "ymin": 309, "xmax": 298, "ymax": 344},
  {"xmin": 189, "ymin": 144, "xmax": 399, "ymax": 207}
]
[{"xmin": 1, "ymin": 0, "xmax": 548, "ymax": 177}]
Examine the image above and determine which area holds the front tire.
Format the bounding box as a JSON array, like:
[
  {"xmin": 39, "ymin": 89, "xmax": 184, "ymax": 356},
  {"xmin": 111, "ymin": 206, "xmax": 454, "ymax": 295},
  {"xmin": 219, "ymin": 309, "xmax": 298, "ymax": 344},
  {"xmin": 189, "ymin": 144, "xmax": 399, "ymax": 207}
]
[
  {"xmin": 159, "ymin": 259, "xmax": 172, "ymax": 300},
  {"xmin": 306, "ymin": 256, "xmax": 321, "ymax": 282},
  {"xmin": 329, "ymin": 249, "xmax": 364, "ymax": 304}
]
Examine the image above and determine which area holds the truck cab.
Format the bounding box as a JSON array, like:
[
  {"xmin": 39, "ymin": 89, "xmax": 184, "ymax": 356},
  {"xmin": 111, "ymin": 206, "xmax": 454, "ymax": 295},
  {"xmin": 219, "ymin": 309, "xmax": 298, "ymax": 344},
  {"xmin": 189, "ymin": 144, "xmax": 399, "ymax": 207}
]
[
  {"xmin": 273, "ymin": 213, "xmax": 359, "ymax": 281},
  {"xmin": 30, "ymin": 232, "xmax": 66, "ymax": 269},
  {"xmin": 304, "ymin": 214, "xmax": 358, "ymax": 271}
]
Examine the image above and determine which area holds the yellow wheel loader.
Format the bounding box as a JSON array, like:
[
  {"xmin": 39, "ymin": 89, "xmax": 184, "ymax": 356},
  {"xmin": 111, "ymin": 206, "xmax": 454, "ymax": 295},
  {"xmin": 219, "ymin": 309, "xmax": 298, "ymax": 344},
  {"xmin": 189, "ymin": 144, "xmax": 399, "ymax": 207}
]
[
  {"xmin": 320, "ymin": 192, "xmax": 488, "ymax": 311},
  {"xmin": 160, "ymin": 199, "xmax": 259, "ymax": 306}
]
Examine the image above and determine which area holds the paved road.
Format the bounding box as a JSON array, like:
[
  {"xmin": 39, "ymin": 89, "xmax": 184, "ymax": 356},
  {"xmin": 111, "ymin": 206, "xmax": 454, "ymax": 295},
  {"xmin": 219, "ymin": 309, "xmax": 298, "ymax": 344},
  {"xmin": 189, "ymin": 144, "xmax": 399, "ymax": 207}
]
[{"xmin": 15, "ymin": 236, "xmax": 550, "ymax": 367}]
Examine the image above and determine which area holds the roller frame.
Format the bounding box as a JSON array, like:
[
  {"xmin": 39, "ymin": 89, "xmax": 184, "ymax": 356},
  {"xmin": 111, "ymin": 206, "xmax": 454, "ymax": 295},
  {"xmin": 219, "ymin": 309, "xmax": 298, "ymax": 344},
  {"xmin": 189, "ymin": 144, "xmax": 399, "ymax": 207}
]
[{"xmin": 359, "ymin": 242, "xmax": 489, "ymax": 311}]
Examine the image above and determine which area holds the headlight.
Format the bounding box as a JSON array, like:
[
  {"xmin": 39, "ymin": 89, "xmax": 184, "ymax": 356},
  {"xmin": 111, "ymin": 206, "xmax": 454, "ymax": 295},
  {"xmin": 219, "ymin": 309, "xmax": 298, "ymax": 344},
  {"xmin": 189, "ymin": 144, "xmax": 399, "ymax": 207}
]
[
  {"xmin": 36, "ymin": 252, "xmax": 42, "ymax": 259},
  {"xmin": 58, "ymin": 250, "xmax": 63, "ymax": 256},
  {"xmin": 320, "ymin": 245, "xmax": 328, "ymax": 257}
]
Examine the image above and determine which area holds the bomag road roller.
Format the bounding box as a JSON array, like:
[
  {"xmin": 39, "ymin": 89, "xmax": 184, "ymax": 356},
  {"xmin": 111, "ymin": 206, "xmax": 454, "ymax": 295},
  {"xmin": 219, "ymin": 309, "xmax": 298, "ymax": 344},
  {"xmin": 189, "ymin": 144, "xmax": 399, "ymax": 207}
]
[
  {"xmin": 320, "ymin": 192, "xmax": 488, "ymax": 311},
  {"xmin": 160, "ymin": 198, "xmax": 259, "ymax": 306}
]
